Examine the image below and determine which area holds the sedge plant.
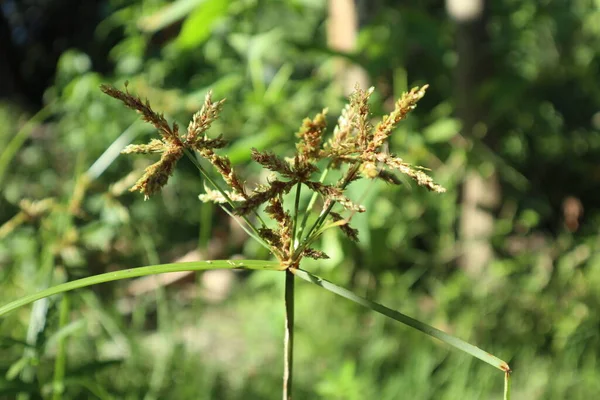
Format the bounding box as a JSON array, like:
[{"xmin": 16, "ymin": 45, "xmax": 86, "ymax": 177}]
[{"xmin": 0, "ymin": 83, "xmax": 511, "ymax": 399}]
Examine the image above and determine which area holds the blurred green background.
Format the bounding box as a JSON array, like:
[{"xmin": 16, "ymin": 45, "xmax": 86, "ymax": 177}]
[{"xmin": 1, "ymin": 0, "xmax": 600, "ymax": 398}]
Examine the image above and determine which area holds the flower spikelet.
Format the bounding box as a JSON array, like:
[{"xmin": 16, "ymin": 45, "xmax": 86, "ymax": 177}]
[
  {"xmin": 236, "ymin": 180, "xmax": 294, "ymax": 215},
  {"xmin": 328, "ymin": 103, "xmax": 357, "ymax": 155},
  {"xmin": 330, "ymin": 212, "xmax": 359, "ymax": 242},
  {"xmin": 251, "ymin": 149, "xmax": 295, "ymax": 178},
  {"xmin": 100, "ymin": 84, "xmax": 182, "ymax": 146},
  {"xmin": 130, "ymin": 146, "xmax": 184, "ymax": 199},
  {"xmin": 264, "ymin": 196, "xmax": 292, "ymax": 261},
  {"xmin": 370, "ymin": 85, "xmax": 428, "ymax": 152},
  {"xmin": 121, "ymin": 139, "xmax": 165, "ymax": 154},
  {"xmin": 199, "ymin": 149, "xmax": 247, "ymax": 199},
  {"xmin": 382, "ymin": 154, "xmax": 445, "ymax": 193},
  {"xmin": 258, "ymin": 227, "xmax": 282, "ymax": 248},
  {"xmin": 199, "ymin": 186, "xmax": 246, "ymax": 204},
  {"xmin": 101, "ymin": 84, "xmax": 186, "ymax": 198},
  {"xmin": 303, "ymin": 248, "xmax": 330, "ymax": 260},
  {"xmin": 296, "ymin": 109, "xmax": 327, "ymax": 163},
  {"xmin": 352, "ymin": 85, "xmax": 374, "ymax": 150},
  {"xmin": 305, "ymin": 182, "xmax": 365, "ymax": 213},
  {"xmin": 185, "ymin": 90, "xmax": 226, "ymax": 149}
]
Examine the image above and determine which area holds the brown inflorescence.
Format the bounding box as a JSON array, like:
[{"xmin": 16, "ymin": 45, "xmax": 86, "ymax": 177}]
[{"xmin": 103, "ymin": 82, "xmax": 444, "ymax": 266}]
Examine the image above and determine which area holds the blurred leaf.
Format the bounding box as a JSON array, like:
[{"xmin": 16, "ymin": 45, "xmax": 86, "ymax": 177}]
[
  {"xmin": 0, "ymin": 377, "xmax": 37, "ymax": 396},
  {"xmin": 423, "ymin": 118, "xmax": 460, "ymax": 143},
  {"xmin": 44, "ymin": 319, "xmax": 86, "ymax": 351},
  {"xmin": 176, "ymin": 0, "xmax": 230, "ymax": 50},
  {"xmin": 67, "ymin": 359, "xmax": 124, "ymax": 377},
  {"xmin": 138, "ymin": 0, "xmax": 207, "ymax": 33}
]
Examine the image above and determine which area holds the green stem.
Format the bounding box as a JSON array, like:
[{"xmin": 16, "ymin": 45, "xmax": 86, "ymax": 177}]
[
  {"xmin": 294, "ymin": 163, "xmax": 359, "ymax": 259},
  {"xmin": 183, "ymin": 148, "xmax": 235, "ymax": 207},
  {"xmin": 0, "ymin": 260, "xmax": 281, "ymax": 318},
  {"xmin": 283, "ymin": 270, "xmax": 295, "ymax": 400},
  {"xmin": 504, "ymin": 371, "xmax": 512, "ymax": 400},
  {"xmin": 297, "ymin": 167, "xmax": 330, "ymax": 238},
  {"xmin": 218, "ymin": 205, "xmax": 272, "ymax": 252},
  {"xmin": 52, "ymin": 295, "xmax": 70, "ymax": 400},
  {"xmin": 292, "ymin": 268, "xmax": 511, "ymax": 373},
  {"xmin": 291, "ymin": 183, "xmax": 302, "ymax": 252},
  {"xmin": 183, "ymin": 148, "xmax": 268, "ymax": 242}
]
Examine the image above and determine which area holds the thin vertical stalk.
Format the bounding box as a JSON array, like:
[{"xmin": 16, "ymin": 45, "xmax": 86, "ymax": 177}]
[
  {"xmin": 294, "ymin": 163, "xmax": 360, "ymax": 259},
  {"xmin": 504, "ymin": 371, "xmax": 511, "ymax": 400},
  {"xmin": 297, "ymin": 167, "xmax": 330, "ymax": 238},
  {"xmin": 183, "ymin": 149, "xmax": 268, "ymax": 235},
  {"xmin": 18, "ymin": 243, "xmax": 55, "ymax": 400},
  {"xmin": 52, "ymin": 295, "xmax": 70, "ymax": 400},
  {"xmin": 283, "ymin": 270, "xmax": 295, "ymax": 400},
  {"xmin": 291, "ymin": 183, "xmax": 302, "ymax": 252}
]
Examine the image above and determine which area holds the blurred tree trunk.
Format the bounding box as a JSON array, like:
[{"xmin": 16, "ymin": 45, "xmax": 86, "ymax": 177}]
[
  {"xmin": 327, "ymin": 0, "xmax": 369, "ymax": 95},
  {"xmin": 447, "ymin": 0, "xmax": 500, "ymax": 275}
]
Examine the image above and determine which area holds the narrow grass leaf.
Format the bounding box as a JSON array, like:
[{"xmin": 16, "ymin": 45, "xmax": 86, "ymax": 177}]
[
  {"xmin": 292, "ymin": 268, "xmax": 511, "ymax": 373},
  {"xmin": 0, "ymin": 103, "xmax": 53, "ymax": 186},
  {"xmin": 0, "ymin": 260, "xmax": 280, "ymax": 317}
]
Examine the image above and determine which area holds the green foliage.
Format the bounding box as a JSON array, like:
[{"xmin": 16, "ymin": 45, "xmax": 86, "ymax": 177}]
[{"xmin": 2, "ymin": 0, "xmax": 600, "ymax": 399}]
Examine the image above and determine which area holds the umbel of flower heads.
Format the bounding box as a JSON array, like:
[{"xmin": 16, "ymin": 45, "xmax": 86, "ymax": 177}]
[{"xmin": 100, "ymin": 83, "xmax": 445, "ymax": 268}]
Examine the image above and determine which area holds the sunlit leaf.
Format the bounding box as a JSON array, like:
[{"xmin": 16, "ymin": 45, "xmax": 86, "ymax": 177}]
[
  {"xmin": 176, "ymin": 0, "xmax": 230, "ymax": 50},
  {"xmin": 137, "ymin": 0, "xmax": 207, "ymax": 33}
]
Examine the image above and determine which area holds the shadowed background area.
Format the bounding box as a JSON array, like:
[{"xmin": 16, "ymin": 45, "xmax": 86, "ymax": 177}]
[{"xmin": 1, "ymin": 0, "xmax": 600, "ymax": 399}]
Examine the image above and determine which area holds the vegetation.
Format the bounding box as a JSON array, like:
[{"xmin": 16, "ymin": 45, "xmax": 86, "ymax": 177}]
[{"xmin": 1, "ymin": 0, "xmax": 600, "ymax": 399}]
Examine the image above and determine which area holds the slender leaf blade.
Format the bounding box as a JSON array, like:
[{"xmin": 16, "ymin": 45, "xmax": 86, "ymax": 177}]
[
  {"xmin": 0, "ymin": 260, "xmax": 280, "ymax": 317},
  {"xmin": 292, "ymin": 268, "xmax": 511, "ymax": 373}
]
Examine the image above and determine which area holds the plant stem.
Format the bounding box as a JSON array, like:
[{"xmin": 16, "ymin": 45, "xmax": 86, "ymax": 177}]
[
  {"xmin": 52, "ymin": 295, "xmax": 70, "ymax": 400},
  {"xmin": 504, "ymin": 371, "xmax": 511, "ymax": 400},
  {"xmin": 294, "ymin": 163, "xmax": 360, "ymax": 259},
  {"xmin": 291, "ymin": 183, "xmax": 302, "ymax": 252},
  {"xmin": 183, "ymin": 148, "xmax": 268, "ymax": 240},
  {"xmin": 297, "ymin": 167, "xmax": 330, "ymax": 238},
  {"xmin": 283, "ymin": 270, "xmax": 295, "ymax": 400}
]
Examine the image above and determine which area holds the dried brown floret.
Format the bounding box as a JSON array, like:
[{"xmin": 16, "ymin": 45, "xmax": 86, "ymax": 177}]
[
  {"xmin": 375, "ymin": 169, "xmax": 403, "ymax": 185},
  {"xmin": 303, "ymin": 248, "xmax": 330, "ymax": 260},
  {"xmin": 330, "ymin": 212, "xmax": 359, "ymax": 242},
  {"xmin": 199, "ymin": 149, "xmax": 247, "ymax": 198},
  {"xmin": 264, "ymin": 197, "xmax": 293, "ymax": 261},
  {"xmin": 251, "ymin": 149, "xmax": 295, "ymax": 178},
  {"xmin": 305, "ymin": 182, "xmax": 365, "ymax": 213},
  {"xmin": 100, "ymin": 84, "xmax": 182, "ymax": 146},
  {"xmin": 236, "ymin": 180, "xmax": 294, "ymax": 215},
  {"xmin": 258, "ymin": 227, "xmax": 282, "ymax": 248}
]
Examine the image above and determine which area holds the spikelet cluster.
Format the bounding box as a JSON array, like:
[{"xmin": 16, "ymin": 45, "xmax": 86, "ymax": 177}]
[
  {"xmin": 102, "ymin": 83, "xmax": 444, "ymax": 266},
  {"xmin": 101, "ymin": 84, "xmax": 235, "ymax": 199}
]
